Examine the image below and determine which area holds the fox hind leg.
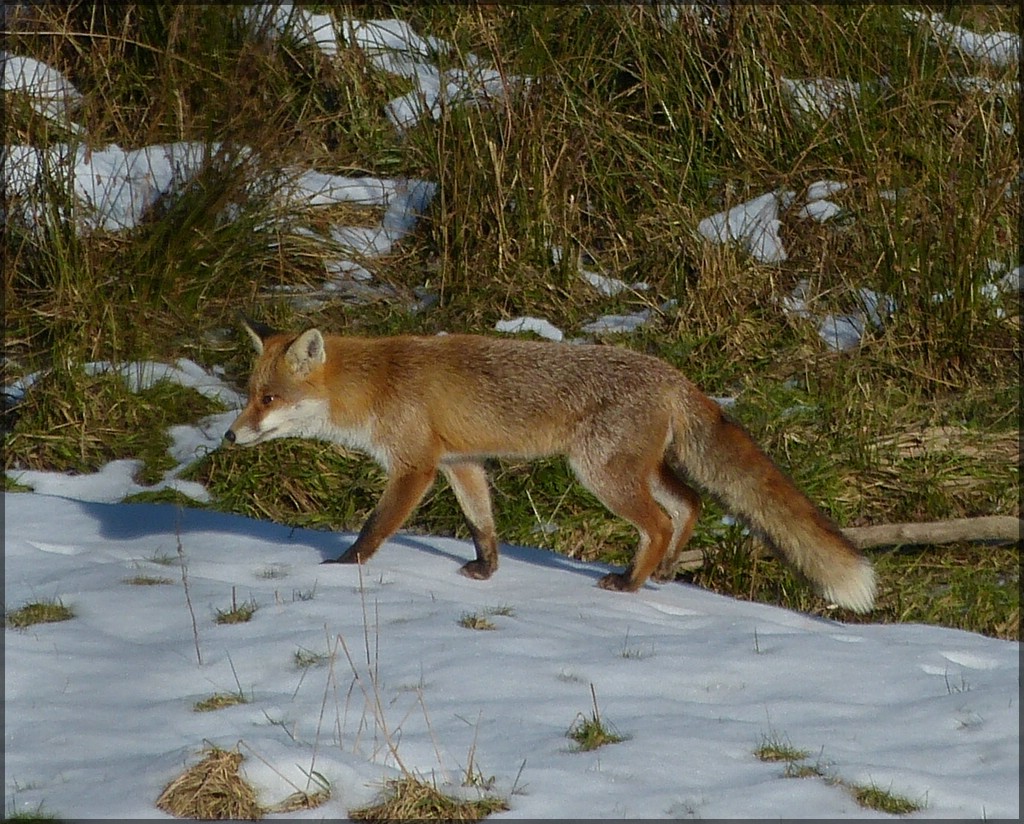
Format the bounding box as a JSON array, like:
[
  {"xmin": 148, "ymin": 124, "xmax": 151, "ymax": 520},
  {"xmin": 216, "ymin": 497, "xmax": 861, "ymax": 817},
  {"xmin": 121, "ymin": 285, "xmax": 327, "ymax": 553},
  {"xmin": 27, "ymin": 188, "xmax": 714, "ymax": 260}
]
[
  {"xmin": 651, "ymin": 463, "xmax": 702, "ymax": 582},
  {"xmin": 442, "ymin": 461, "xmax": 499, "ymax": 580},
  {"xmin": 570, "ymin": 453, "xmax": 675, "ymax": 592}
]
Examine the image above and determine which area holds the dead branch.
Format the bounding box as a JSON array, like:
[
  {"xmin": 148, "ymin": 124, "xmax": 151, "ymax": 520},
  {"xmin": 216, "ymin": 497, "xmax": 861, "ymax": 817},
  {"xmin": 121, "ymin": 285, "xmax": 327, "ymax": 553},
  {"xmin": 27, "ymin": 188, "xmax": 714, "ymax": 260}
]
[{"xmin": 841, "ymin": 516, "xmax": 1021, "ymax": 549}]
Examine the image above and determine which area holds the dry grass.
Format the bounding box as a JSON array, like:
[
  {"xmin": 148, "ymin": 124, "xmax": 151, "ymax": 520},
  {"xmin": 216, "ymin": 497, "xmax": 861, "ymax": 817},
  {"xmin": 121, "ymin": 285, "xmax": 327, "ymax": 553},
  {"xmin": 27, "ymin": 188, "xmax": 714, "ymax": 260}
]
[
  {"xmin": 349, "ymin": 776, "xmax": 508, "ymax": 823},
  {"xmin": 458, "ymin": 613, "xmax": 497, "ymax": 631},
  {"xmin": 156, "ymin": 748, "xmax": 263, "ymax": 820}
]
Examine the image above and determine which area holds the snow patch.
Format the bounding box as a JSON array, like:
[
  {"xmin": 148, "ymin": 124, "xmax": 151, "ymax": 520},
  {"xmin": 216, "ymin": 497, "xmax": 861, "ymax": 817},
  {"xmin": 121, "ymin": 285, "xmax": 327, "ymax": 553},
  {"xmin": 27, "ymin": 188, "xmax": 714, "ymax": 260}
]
[
  {"xmin": 3, "ymin": 492, "xmax": 1020, "ymax": 819},
  {"xmin": 698, "ymin": 190, "xmax": 794, "ymax": 264},
  {"xmin": 581, "ymin": 310, "xmax": 652, "ymax": 335},
  {"xmin": 780, "ymin": 77, "xmax": 861, "ymax": 120},
  {"xmin": 2, "ymin": 51, "xmax": 84, "ymax": 133},
  {"xmin": 905, "ymin": 10, "xmax": 1021, "ymax": 67},
  {"xmin": 495, "ymin": 317, "xmax": 564, "ymax": 342}
]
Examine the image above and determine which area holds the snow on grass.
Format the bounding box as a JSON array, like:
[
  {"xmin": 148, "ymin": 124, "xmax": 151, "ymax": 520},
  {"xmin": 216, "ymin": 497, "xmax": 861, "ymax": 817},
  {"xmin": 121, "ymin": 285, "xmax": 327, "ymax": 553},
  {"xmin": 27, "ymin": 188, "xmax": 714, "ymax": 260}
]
[
  {"xmin": 580, "ymin": 310, "xmax": 653, "ymax": 336},
  {"xmin": 2, "ymin": 50, "xmax": 83, "ymax": 133},
  {"xmin": 494, "ymin": 317, "xmax": 564, "ymax": 342},
  {"xmin": 551, "ymin": 245, "xmax": 650, "ymax": 297},
  {"xmin": 4, "ymin": 490, "xmax": 1019, "ymax": 819},
  {"xmin": 6, "ymin": 359, "xmax": 240, "ymax": 505},
  {"xmin": 698, "ymin": 190, "xmax": 794, "ymax": 265},
  {"xmin": 6, "ymin": 17, "xmax": 1016, "ymax": 342},
  {"xmin": 244, "ymin": 5, "xmax": 529, "ymax": 135},
  {"xmin": 780, "ymin": 77, "xmax": 862, "ymax": 120},
  {"xmin": 3, "ymin": 13, "xmax": 1020, "ymax": 813},
  {"xmin": 905, "ymin": 9, "xmax": 1021, "ymax": 68}
]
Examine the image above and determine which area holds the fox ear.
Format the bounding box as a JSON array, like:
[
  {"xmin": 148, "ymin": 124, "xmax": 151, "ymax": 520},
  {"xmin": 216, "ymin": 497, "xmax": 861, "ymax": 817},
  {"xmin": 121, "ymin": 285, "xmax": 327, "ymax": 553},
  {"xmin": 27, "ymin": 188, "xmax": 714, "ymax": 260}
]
[
  {"xmin": 239, "ymin": 313, "xmax": 278, "ymax": 355},
  {"xmin": 285, "ymin": 329, "xmax": 326, "ymax": 376}
]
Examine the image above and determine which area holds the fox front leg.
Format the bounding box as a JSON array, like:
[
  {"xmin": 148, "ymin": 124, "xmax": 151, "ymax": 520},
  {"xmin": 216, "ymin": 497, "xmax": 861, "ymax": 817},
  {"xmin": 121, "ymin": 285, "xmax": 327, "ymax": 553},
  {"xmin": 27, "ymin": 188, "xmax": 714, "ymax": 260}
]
[
  {"xmin": 441, "ymin": 461, "xmax": 499, "ymax": 580},
  {"xmin": 325, "ymin": 467, "xmax": 436, "ymax": 565}
]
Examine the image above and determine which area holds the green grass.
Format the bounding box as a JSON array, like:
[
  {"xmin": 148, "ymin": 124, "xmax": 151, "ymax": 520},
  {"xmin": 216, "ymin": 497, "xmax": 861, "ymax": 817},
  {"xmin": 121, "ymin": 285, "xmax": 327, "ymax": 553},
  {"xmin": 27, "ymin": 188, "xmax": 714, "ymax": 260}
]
[
  {"xmin": 293, "ymin": 647, "xmax": 329, "ymax": 669},
  {"xmin": 851, "ymin": 782, "xmax": 923, "ymax": 815},
  {"xmin": 6, "ymin": 600, "xmax": 74, "ymax": 629},
  {"xmin": 192, "ymin": 692, "xmax": 249, "ymax": 713},
  {"xmin": 4, "ymin": 371, "xmax": 225, "ymax": 485},
  {"xmin": 214, "ymin": 592, "xmax": 258, "ymax": 625},
  {"xmin": 567, "ymin": 712, "xmax": 626, "ymax": 753},
  {"xmin": 4, "ymin": 811, "xmax": 64, "ymax": 823},
  {"xmin": 567, "ymin": 685, "xmax": 626, "ymax": 752},
  {"xmin": 755, "ymin": 734, "xmax": 924, "ymax": 810},
  {"xmin": 4, "ymin": 477, "xmax": 34, "ymax": 492},
  {"xmin": 122, "ymin": 489, "xmax": 208, "ymax": 507},
  {"xmin": 3, "ymin": 3, "xmax": 1018, "ymax": 639},
  {"xmin": 122, "ymin": 575, "xmax": 174, "ymax": 586},
  {"xmin": 754, "ymin": 734, "xmax": 810, "ymax": 765},
  {"xmin": 458, "ymin": 613, "xmax": 497, "ymax": 631}
]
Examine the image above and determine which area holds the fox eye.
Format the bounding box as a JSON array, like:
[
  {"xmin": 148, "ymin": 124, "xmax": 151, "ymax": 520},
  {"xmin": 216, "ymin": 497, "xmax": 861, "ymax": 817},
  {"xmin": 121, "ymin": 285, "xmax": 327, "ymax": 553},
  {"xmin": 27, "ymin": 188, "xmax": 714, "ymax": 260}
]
[{"xmin": 260, "ymin": 394, "xmax": 276, "ymax": 406}]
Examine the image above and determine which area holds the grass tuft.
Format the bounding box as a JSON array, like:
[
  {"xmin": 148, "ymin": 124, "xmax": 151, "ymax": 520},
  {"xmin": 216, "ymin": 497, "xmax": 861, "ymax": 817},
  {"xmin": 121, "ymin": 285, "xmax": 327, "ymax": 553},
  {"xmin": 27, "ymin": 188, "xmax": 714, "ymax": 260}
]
[
  {"xmin": 755, "ymin": 734, "xmax": 827, "ymax": 779},
  {"xmin": 214, "ymin": 589, "xmax": 258, "ymax": 625},
  {"xmin": 458, "ymin": 613, "xmax": 496, "ymax": 631},
  {"xmin": 458, "ymin": 606, "xmax": 514, "ymax": 630},
  {"xmin": 754, "ymin": 735, "xmax": 923, "ymax": 807},
  {"xmin": 349, "ymin": 776, "xmax": 508, "ymax": 822},
  {"xmin": 156, "ymin": 747, "xmax": 263, "ymax": 820},
  {"xmin": 851, "ymin": 782, "xmax": 923, "ymax": 815},
  {"xmin": 293, "ymin": 647, "xmax": 329, "ymax": 669},
  {"xmin": 784, "ymin": 761, "xmax": 826, "ymax": 779},
  {"xmin": 123, "ymin": 575, "xmax": 174, "ymax": 586},
  {"xmin": 193, "ymin": 692, "xmax": 249, "ymax": 713},
  {"xmin": 567, "ymin": 684, "xmax": 626, "ymax": 752},
  {"xmin": 754, "ymin": 734, "xmax": 811, "ymax": 764},
  {"xmin": 6, "ymin": 600, "xmax": 74, "ymax": 629},
  {"xmin": 268, "ymin": 787, "xmax": 331, "ymax": 814},
  {"xmin": 3, "ymin": 805, "xmax": 64, "ymax": 822}
]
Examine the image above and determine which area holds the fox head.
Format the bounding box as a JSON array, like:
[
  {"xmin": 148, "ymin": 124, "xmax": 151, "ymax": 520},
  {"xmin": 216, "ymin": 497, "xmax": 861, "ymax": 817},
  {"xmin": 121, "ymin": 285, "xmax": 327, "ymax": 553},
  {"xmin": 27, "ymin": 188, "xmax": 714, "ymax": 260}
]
[{"xmin": 224, "ymin": 317, "xmax": 332, "ymax": 446}]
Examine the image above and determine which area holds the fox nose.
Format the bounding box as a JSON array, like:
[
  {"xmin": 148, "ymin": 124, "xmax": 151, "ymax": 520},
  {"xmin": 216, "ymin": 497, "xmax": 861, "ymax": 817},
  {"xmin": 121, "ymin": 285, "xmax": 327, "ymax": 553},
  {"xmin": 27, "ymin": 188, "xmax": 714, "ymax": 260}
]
[{"xmin": 223, "ymin": 429, "xmax": 236, "ymax": 444}]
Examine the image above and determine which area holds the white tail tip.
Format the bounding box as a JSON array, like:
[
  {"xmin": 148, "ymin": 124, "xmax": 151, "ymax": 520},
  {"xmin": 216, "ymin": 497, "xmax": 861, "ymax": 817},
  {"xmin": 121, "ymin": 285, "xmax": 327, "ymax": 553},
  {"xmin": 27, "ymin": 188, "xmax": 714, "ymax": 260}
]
[{"xmin": 822, "ymin": 558, "xmax": 876, "ymax": 614}]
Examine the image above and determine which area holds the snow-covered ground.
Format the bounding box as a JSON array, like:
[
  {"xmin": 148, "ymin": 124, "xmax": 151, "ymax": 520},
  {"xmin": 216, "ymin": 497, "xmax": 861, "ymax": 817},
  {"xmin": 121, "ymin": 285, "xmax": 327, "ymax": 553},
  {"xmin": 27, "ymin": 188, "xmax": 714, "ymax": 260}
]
[{"xmin": 4, "ymin": 487, "xmax": 1019, "ymax": 819}]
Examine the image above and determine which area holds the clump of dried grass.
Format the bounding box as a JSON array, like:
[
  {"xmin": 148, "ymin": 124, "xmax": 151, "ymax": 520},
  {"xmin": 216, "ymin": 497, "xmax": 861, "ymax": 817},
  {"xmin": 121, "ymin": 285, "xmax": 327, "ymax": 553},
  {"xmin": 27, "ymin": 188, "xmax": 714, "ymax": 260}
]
[
  {"xmin": 350, "ymin": 776, "xmax": 508, "ymax": 822},
  {"xmin": 156, "ymin": 747, "xmax": 263, "ymax": 820}
]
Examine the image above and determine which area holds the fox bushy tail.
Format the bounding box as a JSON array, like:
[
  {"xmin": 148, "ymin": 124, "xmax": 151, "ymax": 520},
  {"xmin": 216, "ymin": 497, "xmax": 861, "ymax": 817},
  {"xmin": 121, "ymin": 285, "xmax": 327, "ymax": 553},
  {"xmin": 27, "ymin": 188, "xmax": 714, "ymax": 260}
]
[{"xmin": 673, "ymin": 406, "xmax": 876, "ymax": 613}]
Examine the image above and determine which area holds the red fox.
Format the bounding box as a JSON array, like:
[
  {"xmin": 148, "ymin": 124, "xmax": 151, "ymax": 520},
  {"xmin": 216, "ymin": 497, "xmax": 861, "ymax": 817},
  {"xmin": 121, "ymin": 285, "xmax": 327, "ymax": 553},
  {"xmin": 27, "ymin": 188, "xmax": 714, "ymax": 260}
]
[{"xmin": 225, "ymin": 318, "xmax": 875, "ymax": 613}]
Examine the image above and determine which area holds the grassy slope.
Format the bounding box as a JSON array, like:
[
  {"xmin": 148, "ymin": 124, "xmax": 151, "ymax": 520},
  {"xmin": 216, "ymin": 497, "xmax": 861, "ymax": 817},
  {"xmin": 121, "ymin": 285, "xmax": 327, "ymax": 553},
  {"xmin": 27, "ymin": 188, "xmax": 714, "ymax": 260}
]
[{"xmin": 3, "ymin": 3, "xmax": 1019, "ymax": 638}]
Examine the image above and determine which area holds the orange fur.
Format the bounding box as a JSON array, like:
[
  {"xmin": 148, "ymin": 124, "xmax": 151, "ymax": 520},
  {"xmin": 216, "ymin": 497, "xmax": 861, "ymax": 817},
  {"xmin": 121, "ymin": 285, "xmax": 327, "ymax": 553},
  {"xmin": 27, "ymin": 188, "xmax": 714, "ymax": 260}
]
[{"xmin": 226, "ymin": 321, "xmax": 875, "ymax": 612}]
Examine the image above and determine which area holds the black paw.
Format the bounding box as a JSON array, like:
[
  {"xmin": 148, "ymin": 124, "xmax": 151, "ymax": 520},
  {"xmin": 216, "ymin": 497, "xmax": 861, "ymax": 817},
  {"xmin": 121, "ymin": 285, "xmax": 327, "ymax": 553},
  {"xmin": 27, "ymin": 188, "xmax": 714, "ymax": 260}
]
[
  {"xmin": 597, "ymin": 572, "xmax": 634, "ymax": 591},
  {"xmin": 459, "ymin": 560, "xmax": 495, "ymax": 580}
]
